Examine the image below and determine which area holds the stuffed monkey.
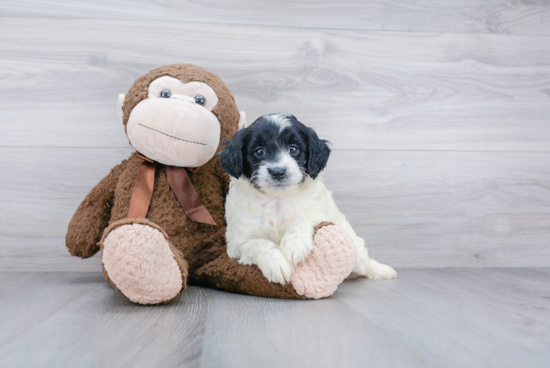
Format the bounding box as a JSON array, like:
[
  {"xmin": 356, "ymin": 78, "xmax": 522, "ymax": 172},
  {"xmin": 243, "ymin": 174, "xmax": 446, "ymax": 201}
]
[{"xmin": 66, "ymin": 64, "xmax": 356, "ymax": 304}]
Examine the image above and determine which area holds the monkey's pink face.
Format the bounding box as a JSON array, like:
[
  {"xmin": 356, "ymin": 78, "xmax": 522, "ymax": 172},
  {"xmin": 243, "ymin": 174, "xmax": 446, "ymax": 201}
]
[{"xmin": 118, "ymin": 76, "xmax": 222, "ymax": 167}]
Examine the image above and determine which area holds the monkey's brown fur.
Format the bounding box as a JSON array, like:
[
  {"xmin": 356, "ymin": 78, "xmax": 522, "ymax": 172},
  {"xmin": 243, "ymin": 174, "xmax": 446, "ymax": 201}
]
[{"xmin": 66, "ymin": 64, "xmax": 306, "ymax": 302}]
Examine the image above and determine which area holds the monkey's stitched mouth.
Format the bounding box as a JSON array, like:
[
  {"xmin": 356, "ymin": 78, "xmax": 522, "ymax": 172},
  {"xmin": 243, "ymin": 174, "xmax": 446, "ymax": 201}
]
[{"xmin": 137, "ymin": 123, "xmax": 207, "ymax": 146}]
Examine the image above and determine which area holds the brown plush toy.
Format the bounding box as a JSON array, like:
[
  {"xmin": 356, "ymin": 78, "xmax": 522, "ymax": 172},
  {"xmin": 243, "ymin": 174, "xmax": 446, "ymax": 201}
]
[{"xmin": 66, "ymin": 64, "xmax": 356, "ymax": 304}]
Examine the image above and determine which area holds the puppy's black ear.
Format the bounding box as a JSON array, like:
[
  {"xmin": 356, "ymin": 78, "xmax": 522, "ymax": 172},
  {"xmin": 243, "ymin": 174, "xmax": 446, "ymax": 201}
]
[
  {"xmin": 219, "ymin": 130, "xmax": 245, "ymax": 179},
  {"xmin": 306, "ymin": 127, "xmax": 331, "ymax": 179}
]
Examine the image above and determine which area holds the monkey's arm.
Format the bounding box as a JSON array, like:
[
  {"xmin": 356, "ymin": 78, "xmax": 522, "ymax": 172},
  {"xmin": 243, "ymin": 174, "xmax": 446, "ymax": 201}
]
[{"xmin": 66, "ymin": 160, "xmax": 128, "ymax": 258}]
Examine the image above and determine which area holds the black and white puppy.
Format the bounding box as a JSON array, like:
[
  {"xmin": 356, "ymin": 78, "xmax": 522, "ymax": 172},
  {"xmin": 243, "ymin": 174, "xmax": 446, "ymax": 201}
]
[{"xmin": 220, "ymin": 113, "xmax": 396, "ymax": 284}]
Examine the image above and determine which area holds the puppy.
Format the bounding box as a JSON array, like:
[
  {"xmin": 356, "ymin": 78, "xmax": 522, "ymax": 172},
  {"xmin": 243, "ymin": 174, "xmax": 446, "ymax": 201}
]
[{"xmin": 220, "ymin": 113, "xmax": 396, "ymax": 284}]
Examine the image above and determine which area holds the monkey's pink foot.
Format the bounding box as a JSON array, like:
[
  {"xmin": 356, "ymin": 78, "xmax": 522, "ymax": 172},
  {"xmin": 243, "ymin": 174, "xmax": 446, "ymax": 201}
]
[
  {"xmin": 101, "ymin": 222, "xmax": 186, "ymax": 305},
  {"xmin": 290, "ymin": 225, "xmax": 357, "ymax": 299}
]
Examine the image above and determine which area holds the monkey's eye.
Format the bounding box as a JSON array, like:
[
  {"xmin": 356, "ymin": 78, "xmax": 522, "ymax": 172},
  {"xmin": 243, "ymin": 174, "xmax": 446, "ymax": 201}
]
[
  {"xmin": 288, "ymin": 145, "xmax": 299, "ymax": 155},
  {"xmin": 194, "ymin": 94, "xmax": 206, "ymax": 106},
  {"xmin": 254, "ymin": 147, "xmax": 265, "ymax": 158},
  {"xmin": 160, "ymin": 89, "xmax": 171, "ymax": 98}
]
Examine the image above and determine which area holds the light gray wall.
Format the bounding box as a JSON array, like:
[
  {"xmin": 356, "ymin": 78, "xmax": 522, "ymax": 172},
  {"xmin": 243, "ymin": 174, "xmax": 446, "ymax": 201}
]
[{"xmin": 1, "ymin": 1, "xmax": 549, "ymax": 271}]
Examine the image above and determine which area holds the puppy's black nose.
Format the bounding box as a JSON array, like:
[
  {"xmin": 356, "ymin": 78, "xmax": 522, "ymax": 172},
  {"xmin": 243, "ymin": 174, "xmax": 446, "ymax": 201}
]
[{"xmin": 268, "ymin": 167, "xmax": 286, "ymax": 180}]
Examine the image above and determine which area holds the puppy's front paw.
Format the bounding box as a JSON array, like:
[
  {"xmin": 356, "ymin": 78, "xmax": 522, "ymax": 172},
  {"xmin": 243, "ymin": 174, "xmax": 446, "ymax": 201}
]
[
  {"xmin": 280, "ymin": 235, "xmax": 313, "ymax": 266},
  {"xmin": 257, "ymin": 250, "xmax": 293, "ymax": 284},
  {"xmin": 366, "ymin": 261, "xmax": 397, "ymax": 280}
]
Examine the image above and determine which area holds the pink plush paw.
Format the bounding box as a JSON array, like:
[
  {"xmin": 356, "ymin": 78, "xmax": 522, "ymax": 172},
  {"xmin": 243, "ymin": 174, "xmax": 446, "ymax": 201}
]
[
  {"xmin": 102, "ymin": 223, "xmax": 184, "ymax": 305},
  {"xmin": 290, "ymin": 225, "xmax": 357, "ymax": 299}
]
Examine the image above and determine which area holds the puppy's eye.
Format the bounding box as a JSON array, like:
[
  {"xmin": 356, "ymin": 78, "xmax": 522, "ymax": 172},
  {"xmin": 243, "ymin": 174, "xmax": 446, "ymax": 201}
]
[
  {"xmin": 194, "ymin": 94, "xmax": 206, "ymax": 106},
  {"xmin": 160, "ymin": 89, "xmax": 171, "ymax": 98},
  {"xmin": 288, "ymin": 145, "xmax": 299, "ymax": 155},
  {"xmin": 254, "ymin": 148, "xmax": 265, "ymax": 158}
]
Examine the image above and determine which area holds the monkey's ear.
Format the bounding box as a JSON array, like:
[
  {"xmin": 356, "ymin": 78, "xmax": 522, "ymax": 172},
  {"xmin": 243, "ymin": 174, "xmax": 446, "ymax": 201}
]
[
  {"xmin": 306, "ymin": 127, "xmax": 331, "ymax": 180},
  {"xmin": 219, "ymin": 130, "xmax": 246, "ymax": 179},
  {"xmin": 117, "ymin": 93, "xmax": 125, "ymax": 124},
  {"xmin": 238, "ymin": 111, "xmax": 247, "ymax": 130}
]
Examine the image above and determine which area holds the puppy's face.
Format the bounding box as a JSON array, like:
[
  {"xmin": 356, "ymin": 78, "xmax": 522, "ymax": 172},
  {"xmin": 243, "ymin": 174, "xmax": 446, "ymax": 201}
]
[{"xmin": 220, "ymin": 113, "xmax": 331, "ymax": 194}]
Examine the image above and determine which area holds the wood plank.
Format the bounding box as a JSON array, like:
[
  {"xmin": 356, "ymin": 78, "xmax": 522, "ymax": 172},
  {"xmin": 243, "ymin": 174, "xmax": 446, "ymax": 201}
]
[
  {"xmin": 1, "ymin": 18, "xmax": 550, "ymax": 151},
  {"xmin": 338, "ymin": 268, "xmax": 550, "ymax": 367},
  {"xmin": 0, "ymin": 272, "xmax": 103, "ymax": 345},
  {"xmin": 0, "ymin": 274, "xmax": 209, "ymax": 368},
  {"xmin": 326, "ymin": 150, "xmax": 550, "ymax": 268},
  {"xmin": 1, "ymin": 269, "xmax": 549, "ymax": 367},
  {"xmin": 1, "ymin": 147, "xmax": 549, "ymax": 271},
  {"xmin": 0, "ymin": 239, "xmax": 103, "ymax": 272},
  {"xmin": 200, "ymin": 289, "xmax": 441, "ymax": 368},
  {"xmin": 0, "ymin": 147, "xmax": 132, "ymax": 272},
  {"xmin": 0, "ymin": 0, "xmax": 549, "ymax": 35}
]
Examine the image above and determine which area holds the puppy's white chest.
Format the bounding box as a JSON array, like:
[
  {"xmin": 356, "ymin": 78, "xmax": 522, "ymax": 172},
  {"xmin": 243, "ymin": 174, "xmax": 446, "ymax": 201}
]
[{"xmin": 255, "ymin": 195, "xmax": 301, "ymax": 240}]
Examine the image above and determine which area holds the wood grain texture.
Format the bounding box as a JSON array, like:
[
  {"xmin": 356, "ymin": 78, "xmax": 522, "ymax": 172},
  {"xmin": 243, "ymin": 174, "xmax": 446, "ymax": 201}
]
[
  {"xmin": 0, "ymin": 0, "xmax": 549, "ymax": 36},
  {"xmin": 200, "ymin": 287, "xmax": 440, "ymax": 368},
  {"xmin": 337, "ymin": 268, "xmax": 550, "ymax": 368},
  {"xmin": 0, "ymin": 147, "xmax": 132, "ymax": 272},
  {"xmin": 1, "ymin": 269, "xmax": 549, "ymax": 367},
  {"xmin": 1, "ymin": 147, "xmax": 548, "ymax": 271},
  {"xmin": 0, "ymin": 3, "xmax": 549, "ymax": 271},
  {"xmin": 0, "ymin": 272, "xmax": 101, "ymax": 345},
  {"xmin": 1, "ymin": 18, "xmax": 550, "ymax": 151},
  {"xmin": 327, "ymin": 150, "xmax": 550, "ymax": 268},
  {"xmin": 0, "ymin": 273, "xmax": 208, "ymax": 368}
]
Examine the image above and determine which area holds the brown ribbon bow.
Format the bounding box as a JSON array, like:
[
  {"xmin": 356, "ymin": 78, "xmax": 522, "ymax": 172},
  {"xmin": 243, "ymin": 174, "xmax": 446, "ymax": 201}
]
[{"xmin": 127, "ymin": 153, "xmax": 216, "ymax": 225}]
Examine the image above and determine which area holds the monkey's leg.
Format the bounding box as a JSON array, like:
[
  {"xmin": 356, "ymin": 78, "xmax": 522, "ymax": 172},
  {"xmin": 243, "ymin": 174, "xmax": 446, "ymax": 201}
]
[
  {"xmin": 193, "ymin": 223, "xmax": 357, "ymax": 300},
  {"xmin": 290, "ymin": 223, "xmax": 357, "ymax": 299},
  {"xmin": 100, "ymin": 218, "xmax": 188, "ymax": 305},
  {"xmin": 192, "ymin": 252, "xmax": 308, "ymax": 299}
]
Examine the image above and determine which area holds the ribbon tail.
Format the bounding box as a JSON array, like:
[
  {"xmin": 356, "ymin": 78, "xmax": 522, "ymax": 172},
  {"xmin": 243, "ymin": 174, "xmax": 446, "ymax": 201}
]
[
  {"xmin": 127, "ymin": 160, "xmax": 157, "ymax": 218},
  {"xmin": 166, "ymin": 166, "xmax": 217, "ymax": 226},
  {"xmin": 184, "ymin": 206, "xmax": 217, "ymax": 226}
]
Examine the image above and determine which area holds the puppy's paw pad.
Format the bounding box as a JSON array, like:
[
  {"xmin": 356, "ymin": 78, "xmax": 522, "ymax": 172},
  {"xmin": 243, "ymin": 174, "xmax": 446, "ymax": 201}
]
[
  {"xmin": 258, "ymin": 251, "xmax": 293, "ymax": 284},
  {"xmin": 280, "ymin": 236, "xmax": 313, "ymax": 265},
  {"xmin": 366, "ymin": 263, "xmax": 397, "ymax": 280}
]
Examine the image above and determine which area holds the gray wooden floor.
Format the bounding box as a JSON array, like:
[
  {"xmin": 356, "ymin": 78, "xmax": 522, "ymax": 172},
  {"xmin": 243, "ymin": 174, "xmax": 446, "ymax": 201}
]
[
  {"xmin": 1, "ymin": 268, "xmax": 549, "ymax": 368},
  {"xmin": 1, "ymin": 1, "xmax": 550, "ymax": 367}
]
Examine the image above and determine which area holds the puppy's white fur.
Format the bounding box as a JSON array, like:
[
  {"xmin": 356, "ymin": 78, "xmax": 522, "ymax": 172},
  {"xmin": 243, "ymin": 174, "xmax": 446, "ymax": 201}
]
[
  {"xmin": 253, "ymin": 151, "xmax": 303, "ymax": 194},
  {"xmin": 266, "ymin": 113, "xmax": 293, "ymax": 133},
  {"xmin": 225, "ymin": 172, "xmax": 397, "ymax": 284}
]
